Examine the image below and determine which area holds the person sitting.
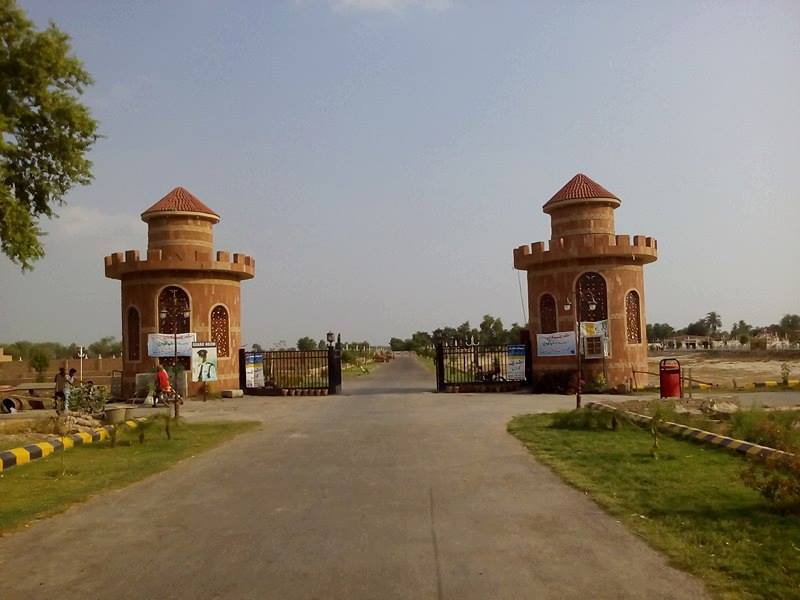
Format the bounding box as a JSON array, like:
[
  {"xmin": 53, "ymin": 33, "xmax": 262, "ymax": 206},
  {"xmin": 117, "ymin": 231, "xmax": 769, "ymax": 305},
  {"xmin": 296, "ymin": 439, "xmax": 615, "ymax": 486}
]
[{"xmin": 156, "ymin": 364, "xmax": 172, "ymax": 394}]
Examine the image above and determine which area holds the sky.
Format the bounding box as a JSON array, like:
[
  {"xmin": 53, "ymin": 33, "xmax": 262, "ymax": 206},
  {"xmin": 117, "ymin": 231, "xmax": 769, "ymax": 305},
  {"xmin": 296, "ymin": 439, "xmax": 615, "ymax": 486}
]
[{"xmin": 1, "ymin": 0, "xmax": 799, "ymax": 348}]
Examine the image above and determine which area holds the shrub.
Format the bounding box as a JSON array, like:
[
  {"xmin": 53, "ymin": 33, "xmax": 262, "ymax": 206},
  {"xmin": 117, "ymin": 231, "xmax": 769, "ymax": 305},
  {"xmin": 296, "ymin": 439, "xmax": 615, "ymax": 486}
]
[
  {"xmin": 585, "ymin": 373, "xmax": 607, "ymax": 393},
  {"xmin": 729, "ymin": 409, "xmax": 799, "ymax": 450},
  {"xmin": 550, "ymin": 408, "xmax": 617, "ymax": 431},
  {"xmin": 741, "ymin": 454, "xmax": 800, "ymax": 512},
  {"xmin": 68, "ymin": 384, "xmax": 109, "ymax": 415}
]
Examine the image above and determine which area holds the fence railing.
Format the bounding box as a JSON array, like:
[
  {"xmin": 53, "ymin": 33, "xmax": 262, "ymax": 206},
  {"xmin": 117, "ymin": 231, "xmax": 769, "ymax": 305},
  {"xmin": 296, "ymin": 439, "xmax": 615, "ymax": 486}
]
[
  {"xmin": 239, "ymin": 349, "xmax": 342, "ymax": 395},
  {"xmin": 435, "ymin": 343, "xmax": 531, "ymax": 392}
]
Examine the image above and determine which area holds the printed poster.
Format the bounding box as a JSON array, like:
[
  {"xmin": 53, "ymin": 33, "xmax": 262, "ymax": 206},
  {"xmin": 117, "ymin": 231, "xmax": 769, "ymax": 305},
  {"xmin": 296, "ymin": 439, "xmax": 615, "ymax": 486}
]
[
  {"xmin": 536, "ymin": 332, "xmax": 577, "ymax": 357},
  {"xmin": 506, "ymin": 345, "xmax": 527, "ymax": 381},
  {"xmin": 147, "ymin": 333, "xmax": 196, "ymax": 358},
  {"xmin": 245, "ymin": 352, "xmax": 265, "ymax": 388},
  {"xmin": 191, "ymin": 342, "xmax": 218, "ymax": 382},
  {"xmin": 579, "ymin": 320, "xmax": 609, "ymax": 338}
]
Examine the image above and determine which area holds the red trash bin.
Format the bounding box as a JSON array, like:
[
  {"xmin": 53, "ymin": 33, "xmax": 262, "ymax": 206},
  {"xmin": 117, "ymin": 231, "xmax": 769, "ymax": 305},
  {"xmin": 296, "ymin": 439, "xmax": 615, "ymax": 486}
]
[{"xmin": 659, "ymin": 358, "xmax": 682, "ymax": 398}]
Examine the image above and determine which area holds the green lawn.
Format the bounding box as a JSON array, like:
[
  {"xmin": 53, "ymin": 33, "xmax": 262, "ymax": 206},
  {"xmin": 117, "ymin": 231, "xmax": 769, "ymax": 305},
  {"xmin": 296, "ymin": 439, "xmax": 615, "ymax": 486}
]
[
  {"xmin": 507, "ymin": 413, "xmax": 800, "ymax": 600},
  {"xmin": 0, "ymin": 420, "xmax": 259, "ymax": 534}
]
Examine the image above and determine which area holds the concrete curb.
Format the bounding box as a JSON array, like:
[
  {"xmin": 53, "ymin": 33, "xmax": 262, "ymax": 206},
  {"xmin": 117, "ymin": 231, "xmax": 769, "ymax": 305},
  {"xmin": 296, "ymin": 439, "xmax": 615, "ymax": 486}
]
[
  {"xmin": 586, "ymin": 401, "xmax": 796, "ymax": 464},
  {"xmin": 0, "ymin": 419, "xmax": 142, "ymax": 473}
]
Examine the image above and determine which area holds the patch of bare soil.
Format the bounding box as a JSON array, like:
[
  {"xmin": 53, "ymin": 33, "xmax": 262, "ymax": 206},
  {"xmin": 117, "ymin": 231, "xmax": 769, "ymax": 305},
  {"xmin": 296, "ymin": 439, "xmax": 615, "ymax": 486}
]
[
  {"xmin": 0, "ymin": 431, "xmax": 53, "ymax": 451},
  {"xmin": 647, "ymin": 352, "xmax": 800, "ymax": 386}
]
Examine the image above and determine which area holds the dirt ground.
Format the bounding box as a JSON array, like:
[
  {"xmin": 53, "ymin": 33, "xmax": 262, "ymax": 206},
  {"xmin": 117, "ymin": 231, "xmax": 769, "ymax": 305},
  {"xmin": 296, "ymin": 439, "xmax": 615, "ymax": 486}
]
[
  {"xmin": 647, "ymin": 351, "xmax": 800, "ymax": 387},
  {"xmin": 0, "ymin": 431, "xmax": 54, "ymax": 451}
]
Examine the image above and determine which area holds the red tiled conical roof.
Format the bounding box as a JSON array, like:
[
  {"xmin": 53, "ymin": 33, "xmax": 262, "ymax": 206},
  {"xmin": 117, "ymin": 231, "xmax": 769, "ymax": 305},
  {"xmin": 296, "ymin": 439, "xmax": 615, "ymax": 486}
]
[
  {"xmin": 141, "ymin": 187, "xmax": 220, "ymax": 220},
  {"xmin": 543, "ymin": 173, "xmax": 620, "ymax": 211}
]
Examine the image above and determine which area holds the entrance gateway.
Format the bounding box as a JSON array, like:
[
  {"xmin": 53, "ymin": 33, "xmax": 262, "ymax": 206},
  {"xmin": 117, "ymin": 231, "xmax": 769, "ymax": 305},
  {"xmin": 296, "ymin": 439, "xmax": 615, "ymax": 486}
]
[{"xmin": 106, "ymin": 173, "xmax": 657, "ymax": 398}]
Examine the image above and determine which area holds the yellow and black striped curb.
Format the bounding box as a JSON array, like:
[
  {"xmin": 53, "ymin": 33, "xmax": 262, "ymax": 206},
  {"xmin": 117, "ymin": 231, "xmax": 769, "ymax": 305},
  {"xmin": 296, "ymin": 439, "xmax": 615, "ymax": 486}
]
[
  {"xmin": 0, "ymin": 420, "xmax": 142, "ymax": 473},
  {"xmin": 586, "ymin": 402, "xmax": 795, "ymax": 464},
  {"xmin": 749, "ymin": 379, "xmax": 799, "ymax": 389}
]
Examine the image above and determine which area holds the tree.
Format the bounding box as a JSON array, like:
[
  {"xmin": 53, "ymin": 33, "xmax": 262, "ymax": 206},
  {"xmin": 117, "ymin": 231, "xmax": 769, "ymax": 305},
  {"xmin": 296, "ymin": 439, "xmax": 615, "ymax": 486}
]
[
  {"xmin": 646, "ymin": 323, "xmax": 674, "ymax": 342},
  {"xmin": 251, "ymin": 343, "xmax": 263, "ymax": 352},
  {"xmin": 779, "ymin": 314, "xmax": 800, "ymax": 342},
  {"xmin": 88, "ymin": 336, "xmax": 121, "ymax": 357},
  {"xmin": 317, "ymin": 339, "xmax": 327, "ymax": 350},
  {"xmin": 730, "ymin": 320, "xmax": 751, "ymax": 339},
  {"xmin": 0, "ymin": 0, "xmax": 98, "ymax": 269},
  {"xmin": 478, "ymin": 314, "xmax": 505, "ymax": 345},
  {"xmin": 29, "ymin": 347, "xmax": 49, "ymax": 381},
  {"xmin": 296, "ymin": 337, "xmax": 316, "ymax": 352},
  {"xmin": 685, "ymin": 320, "xmax": 709, "ymax": 337},
  {"xmin": 704, "ymin": 312, "xmax": 722, "ymax": 337}
]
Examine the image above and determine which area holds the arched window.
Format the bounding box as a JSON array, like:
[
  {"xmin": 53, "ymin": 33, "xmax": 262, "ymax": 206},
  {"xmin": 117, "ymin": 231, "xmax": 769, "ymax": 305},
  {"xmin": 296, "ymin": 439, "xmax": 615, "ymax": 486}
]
[
  {"xmin": 539, "ymin": 294, "xmax": 557, "ymax": 334},
  {"xmin": 127, "ymin": 307, "xmax": 140, "ymax": 360},
  {"xmin": 577, "ymin": 272, "xmax": 608, "ymax": 322},
  {"xmin": 158, "ymin": 286, "xmax": 191, "ymax": 369},
  {"xmin": 158, "ymin": 286, "xmax": 191, "ymax": 334},
  {"xmin": 626, "ymin": 290, "xmax": 642, "ymax": 343},
  {"xmin": 211, "ymin": 305, "xmax": 230, "ymax": 357}
]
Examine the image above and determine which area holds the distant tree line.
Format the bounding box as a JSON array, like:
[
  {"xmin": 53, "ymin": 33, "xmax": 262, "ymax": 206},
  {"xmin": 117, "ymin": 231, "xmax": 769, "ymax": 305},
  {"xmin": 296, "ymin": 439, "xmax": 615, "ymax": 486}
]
[
  {"xmin": 389, "ymin": 315, "xmax": 526, "ymax": 352},
  {"xmin": 1, "ymin": 337, "xmax": 122, "ymax": 361},
  {"xmin": 647, "ymin": 313, "xmax": 800, "ymax": 344}
]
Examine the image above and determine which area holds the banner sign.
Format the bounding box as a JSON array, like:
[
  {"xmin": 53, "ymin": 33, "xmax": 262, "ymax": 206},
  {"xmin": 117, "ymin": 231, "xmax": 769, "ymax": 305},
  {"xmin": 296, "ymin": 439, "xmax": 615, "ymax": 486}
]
[
  {"xmin": 147, "ymin": 333, "xmax": 196, "ymax": 358},
  {"xmin": 579, "ymin": 320, "xmax": 609, "ymax": 338},
  {"xmin": 191, "ymin": 342, "xmax": 218, "ymax": 383},
  {"xmin": 245, "ymin": 352, "xmax": 264, "ymax": 388},
  {"xmin": 536, "ymin": 332, "xmax": 577, "ymax": 357},
  {"xmin": 506, "ymin": 344, "xmax": 527, "ymax": 381}
]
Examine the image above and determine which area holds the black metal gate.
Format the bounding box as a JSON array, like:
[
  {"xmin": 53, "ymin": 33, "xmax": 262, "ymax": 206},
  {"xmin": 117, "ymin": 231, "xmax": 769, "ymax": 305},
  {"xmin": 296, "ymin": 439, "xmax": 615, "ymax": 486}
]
[
  {"xmin": 239, "ymin": 348, "xmax": 342, "ymax": 395},
  {"xmin": 434, "ymin": 342, "xmax": 531, "ymax": 393}
]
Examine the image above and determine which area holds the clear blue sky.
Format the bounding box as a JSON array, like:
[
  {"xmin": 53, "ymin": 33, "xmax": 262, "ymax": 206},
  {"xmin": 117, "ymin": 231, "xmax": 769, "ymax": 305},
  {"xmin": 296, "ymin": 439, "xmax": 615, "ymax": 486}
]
[{"xmin": 1, "ymin": 0, "xmax": 799, "ymax": 347}]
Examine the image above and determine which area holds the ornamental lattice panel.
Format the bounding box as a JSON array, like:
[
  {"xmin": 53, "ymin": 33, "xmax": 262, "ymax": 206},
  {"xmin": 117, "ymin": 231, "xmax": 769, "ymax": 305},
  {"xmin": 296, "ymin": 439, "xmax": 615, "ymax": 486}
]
[
  {"xmin": 577, "ymin": 272, "xmax": 608, "ymax": 321},
  {"xmin": 626, "ymin": 290, "xmax": 642, "ymax": 343},
  {"xmin": 539, "ymin": 294, "xmax": 557, "ymax": 333},
  {"xmin": 211, "ymin": 305, "xmax": 230, "ymax": 357},
  {"xmin": 158, "ymin": 286, "xmax": 190, "ymax": 334}
]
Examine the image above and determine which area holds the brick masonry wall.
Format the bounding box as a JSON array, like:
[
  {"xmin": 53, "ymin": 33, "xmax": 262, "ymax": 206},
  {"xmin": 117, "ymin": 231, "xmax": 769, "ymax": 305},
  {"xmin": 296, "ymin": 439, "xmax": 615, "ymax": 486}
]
[{"xmin": 117, "ymin": 272, "xmax": 242, "ymax": 396}]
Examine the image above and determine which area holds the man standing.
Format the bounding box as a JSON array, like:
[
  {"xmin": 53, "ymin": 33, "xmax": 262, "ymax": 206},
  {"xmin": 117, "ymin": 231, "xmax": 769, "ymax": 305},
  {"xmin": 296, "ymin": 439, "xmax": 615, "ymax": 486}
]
[
  {"xmin": 64, "ymin": 368, "xmax": 77, "ymax": 412},
  {"xmin": 54, "ymin": 367, "xmax": 66, "ymax": 412}
]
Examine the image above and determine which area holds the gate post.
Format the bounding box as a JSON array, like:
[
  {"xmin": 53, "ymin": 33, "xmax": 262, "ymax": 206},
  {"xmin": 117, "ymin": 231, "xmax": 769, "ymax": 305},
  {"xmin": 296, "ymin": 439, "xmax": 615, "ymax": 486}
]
[
  {"xmin": 524, "ymin": 341, "xmax": 533, "ymax": 390},
  {"xmin": 435, "ymin": 343, "xmax": 445, "ymax": 392},
  {"xmin": 328, "ymin": 347, "xmax": 342, "ymax": 395},
  {"xmin": 239, "ymin": 348, "xmax": 247, "ymax": 391}
]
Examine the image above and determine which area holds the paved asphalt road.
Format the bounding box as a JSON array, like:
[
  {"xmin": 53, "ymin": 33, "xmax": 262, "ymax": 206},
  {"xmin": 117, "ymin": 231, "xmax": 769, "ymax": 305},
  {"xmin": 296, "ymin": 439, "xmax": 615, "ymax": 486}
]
[{"xmin": 0, "ymin": 356, "xmax": 708, "ymax": 599}]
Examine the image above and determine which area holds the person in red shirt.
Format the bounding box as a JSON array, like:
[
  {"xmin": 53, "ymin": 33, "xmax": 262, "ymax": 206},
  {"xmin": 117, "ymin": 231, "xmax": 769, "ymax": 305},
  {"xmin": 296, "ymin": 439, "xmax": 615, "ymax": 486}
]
[{"xmin": 156, "ymin": 364, "xmax": 172, "ymax": 393}]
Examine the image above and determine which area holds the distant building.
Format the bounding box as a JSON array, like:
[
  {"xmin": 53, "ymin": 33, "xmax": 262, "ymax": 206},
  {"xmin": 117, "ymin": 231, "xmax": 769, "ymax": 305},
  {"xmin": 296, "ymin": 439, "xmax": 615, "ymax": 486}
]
[
  {"xmin": 663, "ymin": 335, "xmax": 711, "ymax": 350},
  {"xmin": 105, "ymin": 187, "xmax": 255, "ymax": 397},
  {"xmin": 513, "ymin": 173, "xmax": 657, "ymax": 388},
  {"xmin": 0, "ymin": 348, "xmax": 12, "ymax": 363}
]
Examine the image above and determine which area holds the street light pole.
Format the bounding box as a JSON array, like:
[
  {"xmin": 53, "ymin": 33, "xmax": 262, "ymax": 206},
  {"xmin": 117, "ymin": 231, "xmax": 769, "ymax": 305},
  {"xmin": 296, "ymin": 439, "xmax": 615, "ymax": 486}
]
[
  {"xmin": 575, "ymin": 279, "xmax": 583, "ymax": 409},
  {"xmin": 159, "ymin": 288, "xmax": 189, "ymax": 417}
]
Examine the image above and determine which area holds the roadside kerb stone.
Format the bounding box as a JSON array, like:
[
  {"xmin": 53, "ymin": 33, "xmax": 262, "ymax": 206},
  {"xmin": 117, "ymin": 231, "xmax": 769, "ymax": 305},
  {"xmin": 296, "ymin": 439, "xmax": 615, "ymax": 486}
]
[
  {"xmin": 586, "ymin": 401, "xmax": 796, "ymax": 464},
  {"xmin": 0, "ymin": 419, "xmax": 144, "ymax": 473}
]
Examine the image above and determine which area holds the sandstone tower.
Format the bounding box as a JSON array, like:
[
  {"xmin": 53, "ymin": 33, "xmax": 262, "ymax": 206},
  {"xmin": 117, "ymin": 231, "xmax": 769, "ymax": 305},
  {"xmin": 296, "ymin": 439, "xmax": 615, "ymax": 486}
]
[
  {"xmin": 105, "ymin": 187, "xmax": 255, "ymax": 396},
  {"xmin": 513, "ymin": 174, "xmax": 657, "ymax": 389}
]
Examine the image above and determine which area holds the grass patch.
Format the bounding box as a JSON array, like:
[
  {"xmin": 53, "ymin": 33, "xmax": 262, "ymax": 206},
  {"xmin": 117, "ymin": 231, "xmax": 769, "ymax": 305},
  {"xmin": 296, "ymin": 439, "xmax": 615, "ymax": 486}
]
[
  {"xmin": 0, "ymin": 420, "xmax": 259, "ymax": 534},
  {"xmin": 508, "ymin": 413, "xmax": 800, "ymax": 600}
]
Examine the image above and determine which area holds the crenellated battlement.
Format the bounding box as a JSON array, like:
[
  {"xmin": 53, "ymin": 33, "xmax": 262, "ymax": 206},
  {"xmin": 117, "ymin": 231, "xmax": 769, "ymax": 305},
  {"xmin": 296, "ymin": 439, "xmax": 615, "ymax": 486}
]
[
  {"xmin": 104, "ymin": 248, "xmax": 256, "ymax": 280},
  {"xmin": 513, "ymin": 233, "xmax": 657, "ymax": 270}
]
